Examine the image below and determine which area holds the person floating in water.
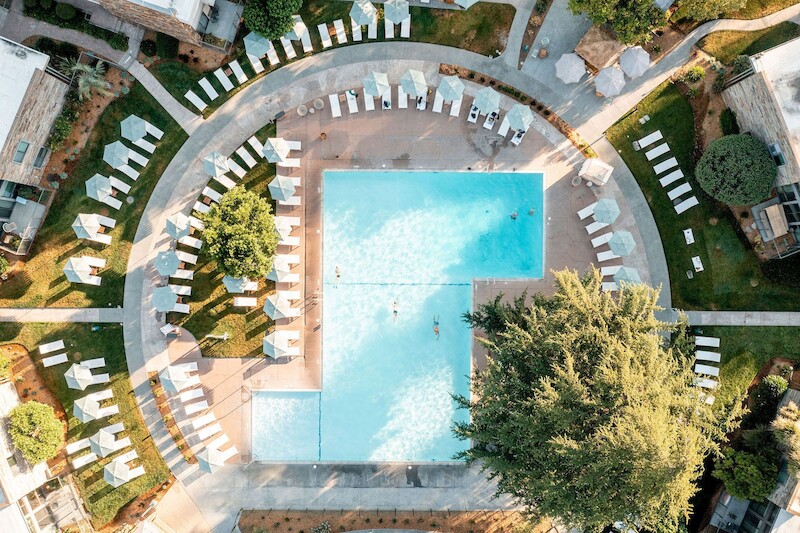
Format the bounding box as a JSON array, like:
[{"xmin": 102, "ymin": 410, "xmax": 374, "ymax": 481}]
[
  {"xmin": 334, "ymin": 265, "xmax": 341, "ymax": 288},
  {"xmin": 393, "ymin": 300, "xmax": 399, "ymax": 323},
  {"xmin": 433, "ymin": 315, "xmax": 440, "ymax": 340},
  {"xmin": 528, "ymin": 208, "xmax": 535, "ymax": 216},
  {"xmin": 510, "ymin": 210, "xmax": 518, "ymax": 220}
]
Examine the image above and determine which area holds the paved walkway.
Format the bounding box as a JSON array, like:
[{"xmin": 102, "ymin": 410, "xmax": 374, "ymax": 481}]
[
  {"xmin": 0, "ymin": 307, "xmax": 123, "ymax": 322},
  {"xmin": 128, "ymin": 61, "xmax": 201, "ymax": 134},
  {"xmin": 685, "ymin": 311, "xmax": 800, "ymax": 326}
]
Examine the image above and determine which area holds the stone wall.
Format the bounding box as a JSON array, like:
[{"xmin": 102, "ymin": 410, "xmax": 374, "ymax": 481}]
[
  {"xmin": 98, "ymin": 0, "xmax": 202, "ymax": 44},
  {"xmin": 723, "ymin": 73, "xmax": 800, "ymax": 187},
  {"xmin": 0, "ymin": 70, "xmax": 68, "ymax": 186}
]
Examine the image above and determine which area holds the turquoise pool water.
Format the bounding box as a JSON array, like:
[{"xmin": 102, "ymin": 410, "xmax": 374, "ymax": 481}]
[{"xmin": 252, "ymin": 170, "xmax": 544, "ymax": 462}]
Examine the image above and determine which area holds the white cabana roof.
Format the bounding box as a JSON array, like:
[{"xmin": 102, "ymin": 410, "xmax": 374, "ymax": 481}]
[
  {"xmin": 363, "ymin": 71, "xmax": 390, "ymax": 97},
  {"xmin": 474, "ymin": 87, "xmax": 501, "ymax": 114},
  {"xmin": 595, "ymin": 66, "xmax": 626, "ymax": 97},
  {"xmin": 400, "ymin": 69, "xmax": 426, "ymax": 98},
  {"xmin": 203, "ymin": 152, "xmax": 229, "ymax": 177},
  {"xmin": 166, "ymin": 212, "xmax": 191, "ymax": 239},
  {"xmin": 555, "ymin": 53, "xmax": 586, "ymax": 84},
  {"xmin": 619, "ymin": 46, "xmax": 650, "ymax": 78}
]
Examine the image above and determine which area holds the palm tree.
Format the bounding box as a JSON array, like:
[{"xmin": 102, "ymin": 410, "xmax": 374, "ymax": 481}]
[{"xmin": 60, "ymin": 59, "xmax": 113, "ymax": 101}]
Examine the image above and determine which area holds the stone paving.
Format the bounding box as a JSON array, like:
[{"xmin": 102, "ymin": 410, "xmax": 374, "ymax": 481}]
[{"xmin": 0, "ymin": 307, "xmax": 123, "ymax": 322}]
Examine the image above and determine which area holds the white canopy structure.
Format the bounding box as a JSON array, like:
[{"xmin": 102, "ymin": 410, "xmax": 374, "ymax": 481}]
[
  {"xmin": 555, "ymin": 53, "xmax": 587, "ymax": 84},
  {"xmin": 203, "ymin": 152, "xmax": 229, "ymax": 177},
  {"xmin": 120, "ymin": 115, "xmax": 148, "ymax": 141},
  {"xmin": 244, "ymin": 32, "xmax": 271, "ymax": 57},
  {"xmin": 363, "ymin": 71, "xmax": 390, "ymax": 97},
  {"xmin": 619, "ymin": 46, "xmax": 650, "ymax": 78},
  {"xmin": 153, "ymin": 286, "xmax": 179, "ymax": 312},
  {"xmin": 350, "ymin": 0, "xmax": 377, "ymax": 26},
  {"xmin": 268, "ymin": 175, "xmax": 296, "ymax": 203},
  {"xmin": 263, "ymin": 138, "xmax": 290, "ymax": 163},
  {"xmin": 383, "ymin": 0, "xmax": 409, "ymax": 23},
  {"xmin": 400, "ymin": 69, "xmax": 426, "ymax": 98},
  {"xmin": 438, "ymin": 75, "xmax": 465, "ymax": 102},
  {"xmin": 72, "ymin": 214, "xmax": 103, "ymax": 240},
  {"xmin": 65, "ymin": 363, "xmax": 94, "ymax": 390},
  {"xmin": 155, "ymin": 251, "xmax": 180, "ymax": 277},
  {"xmin": 263, "ymin": 293, "xmax": 293, "ymax": 320},
  {"xmin": 474, "ymin": 87, "xmax": 501, "ymax": 114},
  {"xmin": 166, "ymin": 212, "xmax": 191, "ymax": 239},
  {"xmin": 159, "ymin": 365, "xmax": 194, "ymax": 394},
  {"xmin": 506, "ymin": 104, "xmax": 534, "ymax": 131},
  {"xmin": 595, "ymin": 66, "xmax": 626, "ymax": 97}
]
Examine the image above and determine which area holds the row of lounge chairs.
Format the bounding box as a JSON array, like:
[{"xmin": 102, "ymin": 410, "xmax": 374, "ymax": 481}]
[
  {"xmin": 185, "ymin": 59, "xmax": 250, "ymax": 112},
  {"xmin": 693, "ymin": 335, "xmax": 722, "ymax": 404}
]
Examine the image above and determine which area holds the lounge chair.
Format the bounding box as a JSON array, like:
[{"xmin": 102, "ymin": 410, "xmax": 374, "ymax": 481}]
[
  {"xmin": 645, "ymin": 142, "xmax": 670, "ymax": 161},
  {"xmin": 368, "ymin": 21, "xmax": 377, "ymax": 39},
  {"xmin": 696, "ymin": 350, "xmax": 721, "ymax": 363},
  {"xmin": 692, "ymin": 256, "xmax": 704, "ymax": 272},
  {"xmin": 127, "ymin": 150, "xmax": 149, "ymax": 167},
  {"xmin": 382, "ymin": 90, "xmax": 392, "ymax": 110},
  {"xmin": 659, "ymin": 169, "xmax": 684, "ymax": 187},
  {"xmin": 675, "ymin": 196, "xmax": 699, "ymax": 214},
  {"xmin": 198, "ymin": 78, "xmax": 219, "ymax": 101},
  {"xmin": 203, "ymin": 186, "xmax": 222, "ymax": 203},
  {"xmin": 197, "ymin": 422, "xmax": 222, "ymax": 441},
  {"xmin": 695, "ymin": 336, "xmax": 720, "ymax": 348},
  {"xmin": 66, "ymin": 438, "xmax": 90, "ymax": 455},
  {"xmin": 189, "ymin": 216, "xmax": 204, "ymax": 231},
  {"xmin": 700, "ymin": 393, "xmax": 716, "ymax": 405},
  {"xmin": 317, "ymin": 23, "xmax": 333, "ymax": 48},
  {"xmin": 449, "ymin": 96, "xmax": 463, "ymax": 117},
  {"xmin": 667, "ymin": 182, "xmax": 692, "ymax": 201},
  {"xmin": 400, "ymin": 15, "xmax": 410, "ymax": 38},
  {"xmin": 234, "ymin": 297, "xmax": 258, "ymax": 307},
  {"xmin": 265, "ymin": 42, "xmax": 280, "ymax": 66},
  {"xmin": 278, "ymin": 158, "xmax": 301, "ymax": 168},
  {"xmin": 169, "ymin": 284, "xmax": 192, "ymax": 297},
  {"xmin": 432, "ymin": 91, "xmax": 444, "ymax": 113},
  {"xmin": 213, "ymin": 174, "xmax": 236, "ymax": 190},
  {"xmin": 351, "ymin": 19, "xmax": 363, "ymax": 41},
  {"xmin": 416, "ymin": 94, "xmax": 427, "ymax": 111},
  {"xmin": 213, "ymin": 68, "xmax": 234, "ymax": 92},
  {"xmin": 279, "ymin": 36, "xmax": 297, "ymax": 59},
  {"xmin": 596, "ymin": 250, "xmax": 620, "ymax": 262},
  {"xmin": 40, "ymin": 340, "xmax": 65, "ymax": 355},
  {"xmin": 133, "ymin": 138, "xmax": 156, "ymax": 153},
  {"xmin": 600, "ymin": 265, "xmax": 621, "ymax": 277},
  {"xmin": 278, "ymin": 196, "xmax": 301, "ymax": 206},
  {"xmin": 346, "ymin": 90, "xmax": 359, "ymax": 114},
  {"xmin": 91, "ymin": 374, "xmax": 110, "ymax": 385},
  {"xmin": 144, "ymin": 122, "xmax": 164, "ymax": 140},
  {"xmin": 185, "ymin": 400, "xmax": 209, "ymax": 415},
  {"xmin": 176, "ymin": 250, "xmax": 198, "ymax": 265},
  {"xmin": 694, "ymin": 377, "xmax": 718, "ymax": 390},
  {"xmin": 497, "ymin": 117, "xmax": 511, "ymax": 137},
  {"xmin": 333, "ymin": 19, "xmax": 347, "ymax": 44},
  {"xmin": 578, "ymin": 203, "xmax": 599, "ymax": 222},
  {"xmin": 278, "ymin": 255, "xmax": 300, "ymax": 265},
  {"xmin": 71, "ymin": 452, "xmax": 98, "ymax": 469},
  {"xmin": 208, "ymin": 434, "xmax": 229, "ymax": 450},
  {"xmin": 684, "ymin": 228, "xmax": 695, "ymax": 244},
  {"xmin": 117, "ymin": 165, "xmax": 139, "ymax": 180},
  {"xmin": 235, "ymin": 146, "xmax": 258, "ymax": 169},
  {"xmin": 280, "ymin": 236, "xmax": 301, "ymax": 247},
  {"xmin": 171, "ymin": 269, "xmax": 194, "ymax": 280},
  {"xmin": 397, "ymin": 85, "xmax": 408, "ymax": 109},
  {"xmin": 42, "ymin": 353, "xmax": 68, "ymax": 367},
  {"xmin": 193, "ymin": 201, "xmax": 210, "ymax": 214},
  {"xmin": 467, "ymin": 105, "xmax": 479, "ymax": 124},
  {"xmin": 385, "ymin": 18, "xmax": 395, "ymax": 38},
  {"xmin": 694, "ymin": 363, "xmax": 719, "ymax": 377},
  {"xmin": 510, "ymin": 129, "xmax": 527, "ymax": 146},
  {"xmin": 329, "ymin": 94, "xmax": 342, "ymax": 118},
  {"xmin": 653, "ymin": 157, "xmax": 678, "ymax": 175},
  {"xmin": 591, "ymin": 232, "xmax": 613, "ymax": 248},
  {"xmin": 276, "ymin": 216, "xmax": 301, "ymax": 227},
  {"xmin": 632, "ymin": 130, "xmax": 662, "ymax": 151},
  {"xmin": 297, "ymin": 19, "xmax": 313, "ymax": 52},
  {"xmin": 184, "ymin": 90, "xmax": 207, "ymax": 112},
  {"xmin": 192, "ymin": 413, "xmax": 217, "ymax": 431},
  {"xmin": 179, "ymin": 235, "xmax": 203, "ymax": 250},
  {"xmin": 483, "ymin": 112, "xmax": 498, "ymax": 130},
  {"xmin": 247, "ymin": 136, "xmax": 265, "ymax": 156},
  {"xmin": 226, "ymin": 158, "xmax": 246, "ymax": 178},
  {"xmin": 179, "ymin": 388, "xmax": 205, "ymax": 403},
  {"xmin": 216, "ymin": 445, "xmax": 239, "ymax": 464},
  {"xmin": 229, "ymin": 60, "xmax": 247, "ymax": 84},
  {"xmin": 585, "ymin": 221, "xmax": 609, "ymax": 235},
  {"xmin": 601, "ymin": 282, "xmax": 617, "ymax": 292},
  {"xmin": 81, "ymin": 357, "xmax": 105, "ymax": 369},
  {"xmin": 364, "ymin": 91, "xmax": 375, "ymax": 111},
  {"xmin": 246, "ymin": 53, "xmax": 265, "ymax": 74}
]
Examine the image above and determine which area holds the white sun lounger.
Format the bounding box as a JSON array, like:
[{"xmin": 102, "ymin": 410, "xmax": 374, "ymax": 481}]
[
  {"xmin": 591, "ymin": 232, "xmax": 613, "ymax": 248},
  {"xmin": 364, "ymin": 91, "xmax": 375, "ymax": 111},
  {"xmin": 213, "ymin": 68, "xmax": 234, "ymax": 92},
  {"xmin": 280, "ymin": 236, "xmax": 301, "ymax": 247},
  {"xmin": 483, "ymin": 112, "xmax": 498, "ymax": 130},
  {"xmin": 432, "ymin": 91, "xmax": 444, "ymax": 113},
  {"xmin": 675, "ymin": 196, "xmax": 699, "ymax": 214},
  {"xmin": 385, "ymin": 19, "xmax": 395, "ymax": 39},
  {"xmin": 171, "ymin": 269, "xmax": 194, "ymax": 281},
  {"xmin": 185, "ymin": 400, "xmax": 208, "ymax": 415},
  {"xmin": 317, "ymin": 24, "xmax": 333, "ymax": 48},
  {"xmin": 98, "ymin": 195, "xmax": 122, "ymax": 210},
  {"xmin": 694, "ymin": 363, "xmax": 719, "ymax": 377},
  {"xmin": 71, "ymin": 452, "xmax": 98, "ymax": 469},
  {"xmin": 108, "ymin": 177, "xmax": 131, "ymax": 195},
  {"xmin": 226, "ymin": 158, "xmax": 246, "ymax": 178},
  {"xmin": 234, "ymin": 297, "xmax": 258, "ymax": 307},
  {"xmin": 66, "ymin": 438, "xmax": 90, "ymax": 455},
  {"xmin": 185, "ymin": 90, "xmax": 207, "ymax": 112},
  {"xmin": 601, "ymin": 282, "xmax": 617, "ymax": 292},
  {"xmin": 169, "ymin": 284, "xmax": 192, "ymax": 297},
  {"xmin": 692, "ymin": 256, "xmax": 704, "ymax": 272},
  {"xmin": 203, "ymin": 187, "xmax": 222, "ymax": 203},
  {"xmin": 577, "ymin": 203, "xmax": 597, "ymax": 220},
  {"xmin": 247, "ymin": 136, "xmax": 265, "ymax": 157},
  {"xmin": 208, "ymin": 434, "xmax": 229, "ymax": 450},
  {"xmin": 696, "ymin": 350, "xmax": 721, "ymax": 363},
  {"xmin": 275, "ymin": 273, "xmax": 300, "ymax": 284},
  {"xmin": 278, "ymin": 196, "xmax": 301, "ymax": 206},
  {"xmin": 117, "ymin": 165, "xmax": 139, "ymax": 180},
  {"xmin": 333, "ymin": 19, "xmax": 347, "ymax": 44},
  {"xmin": 667, "ymin": 182, "xmax": 692, "ymax": 201},
  {"xmin": 216, "ymin": 445, "xmax": 239, "ymax": 463},
  {"xmin": 346, "ymin": 90, "xmax": 359, "ymax": 113},
  {"xmin": 597, "ymin": 250, "xmax": 620, "ymax": 262},
  {"xmin": 133, "ymin": 138, "xmax": 156, "ymax": 153},
  {"xmin": 193, "ymin": 201, "xmax": 209, "ymax": 214},
  {"xmin": 278, "ymin": 254, "xmax": 300, "ymax": 264},
  {"xmin": 89, "ymin": 233, "xmax": 113, "ymax": 245},
  {"xmin": 180, "ymin": 388, "xmax": 205, "ymax": 403},
  {"xmin": 284, "ymin": 307, "xmax": 302, "ymax": 318},
  {"xmin": 633, "ymin": 130, "xmax": 663, "ymax": 151},
  {"xmin": 659, "ymin": 169, "xmax": 684, "ymax": 187},
  {"xmin": 246, "ymin": 53, "xmax": 265, "ymax": 74},
  {"xmin": 645, "ymin": 143, "xmax": 670, "ymax": 161},
  {"xmin": 42, "ymin": 353, "xmax": 68, "ymax": 367},
  {"xmin": 265, "ymin": 42, "xmax": 280, "ymax": 66},
  {"xmin": 280, "ymin": 291, "xmax": 301, "ymax": 301},
  {"xmin": 91, "ymin": 373, "xmax": 110, "ymax": 385},
  {"xmin": 467, "ymin": 105, "xmax": 479, "ymax": 123},
  {"xmin": 235, "ymin": 146, "xmax": 257, "ymax": 169},
  {"xmin": 449, "ymin": 96, "xmax": 463, "ymax": 117},
  {"xmin": 198, "ymin": 78, "xmax": 219, "ymax": 101},
  {"xmin": 229, "ymin": 60, "xmax": 247, "ymax": 84},
  {"xmin": 81, "ymin": 357, "xmax": 105, "ymax": 369},
  {"xmin": 192, "ymin": 413, "xmax": 217, "ymax": 431},
  {"xmin": 189, "ymin": 216, "xmax": 204, "ymax": 231},
  {"xmin": 400, "ymin": 15, "xmax": 410, "ymax": 38},
  {"xmin": 695, "ymin": 336, "xmax": 720, "ymax": 348},
  {"xmin": 145, "ymin": 122, "xmax": 164, "ymax": 140},
  {"xmin": 279, "ymin": 36, "xmax": 297, "ymax": 59},
  {"xmin": 497, "ymin": 117, "xmax": 511, "ymax": 137},
  {"xmin": 213, "ymin": 174, "xmax": 236, "ymax": 190},
  {"xmin": 40, "ymin": 340, "xmax": 65, "ymax": 354},
  {"xmin": 197, "ymin": 422, "xmax": 222, "ymax": 441},
  {"xmin": 397, "ymin": 85, "xmax": 408, "ymax": 109},
  {"xmin": 416, "ymin": 94, "xmax": 427, "ymax": 111},
  {"xmin": 175, "ymin": 250, "xmax": 198, "ymax": 265},
  {"xmin": 278, "ymin": 158, "xmax": 301, "ymax": 168},
  {"xmin": 329, "ymin": 94, "xmax": 342, "ymax": 118},
  {"xmin": 96, "ymin": 405, "xmax": 119, "ymax": 419},
  {"xmin": 276, "ymin": 216, "xmax": 300, "ymax": 227},
  {"xmin": 368, "ymin": 21, "xmax": 377, "ymax": 39},
  {"xmin": 653, "ymin": 157, "xmax": 678, "ymax": 175},
  {"xmin": 694, "ymin": 377, "xmax": 718, "ymax": 389},
  {"xmin": 382, "ymin": 90, "xmax": 392, "ymax": 110},
  {"xmin": 127, "ymin": 150, "xmax": 148, "ymax": 167},
  {"xmin": 297, "ymin": 21, "xmax": 313, "ymax": 53},
  {"xmin": 179, "ymin": 235, "xmax": 203, "ymax": 250},
  {"xmin": 600, "ymin": 265, "xmax": 621, "ymax": 277},
  {"xmin": 351, "ymin": 19, "xmax": 363, "ymax": 41},
  {"xmin": 586, "ymin": 221, "xmax": 609, "ymax": 235},
  {"xmin": 87, "ymin": 389, "xmax": 113, "ymax": 402}
]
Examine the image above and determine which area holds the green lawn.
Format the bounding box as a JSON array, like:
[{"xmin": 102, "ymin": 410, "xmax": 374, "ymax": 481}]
[
  {"xmin": 725, "ymin": 0, "xmax": 800, "ymax": 19},
  {"xmin": 0, "ymin": 323, "xmax": 171, "ymax": 528},
  {"xmin": 168, "ymin": 123, "xmax": 277, "ymax": 357},
  {"xmin": 696, "ymin": 21, "xmax": 800, "ymax": 63},
  {"xmin": 0, "ymin": 83, "xmax": 187, "ymax": 308},
  {"xmin": 152, "ymin": 1, "xmax": 515, "ymax": 117},
  {"xmin": 606, "ymin": 82, "xmax": 800, "ymax": 311}
]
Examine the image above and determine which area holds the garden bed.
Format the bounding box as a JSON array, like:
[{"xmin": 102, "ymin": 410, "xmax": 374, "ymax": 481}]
[{"xmin": 22, "ymin": 2, "xmax": 128, "ymax": 51}]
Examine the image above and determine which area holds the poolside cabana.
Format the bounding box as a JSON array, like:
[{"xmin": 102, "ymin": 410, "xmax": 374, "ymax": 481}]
[
  {"xmin": 383, "ymin": 0, "xmax": 409, "ymax": 23},
  {"xmin": 609, "ymin": 231, "xmax": 636, "ymax": 257},
  {"xmin": 73, "ymin": 396, "xmax": 103, "ymax": 423},
  {"xmin": 63, "ymin": 256, "xmax": 104, "ymax": 286},
  {"xmin": 350, "ymin": 0, "xmax": 377, "ymax": 26},
  {"xmin": 438, "ymin": 75, "xmax": 465, "ymax": 102},
  {"xmin": 264, "ymin": 293, "xmax": 293, "ymax": 320},
  {"xmin": 155, "ymin": 250, "xmax": 181, "ymax": 277},
  {"xmin": 153, "ymin": 285, "xmax": 179, "ymax": 312},
  {"xmin": 555, "ymin": 53, "xmax": 587, "ymax": 84},
  {"xmin": 90, "ymin": 427, "xmax": 121, "ymax": 458},
  {"xmin": 400, "ymin": 69, "xmax": 426, "ymax": 98},
  {"xmin": 363, "ymin": 71, "xmax": 390, "ymax": 97},
  {"xmin": 619, "ymin": 46, "xmax": 650, "ymax": 79},
  {"xmin": 506, "ymin": 104, "xmax": 534, "ymax": 131},
  {"xmin": 592, "ymin": 199, "xmax": 621, "ymax": 224},
  {"xmin": 203, "ymin": 152, "xmax": 229, "ymax": 177},
  {"xmin": 595, "ymin": 66, "xmax": 626, "ymax": 97},
  {"xmin": 263, "ymin": 138, "xmax": 290, "ymax": 163},
  {"xmin": 103, "ymin": 141, "xmax": 132, "ymax": 169},
  {"xmin": 474, "ymin": 87, "xmax": 501, "ymax": 114},
  {"xmin": 65, "ymin": 363, "xmax": 94, "ymax": 390},
  {"xmin": 268, "ymin": 175, "xmax": 296, "ymax": 202},
  {"xmin": 263, "ymin": 331, "xmax": 298, "ymax": 357},
  {"xmin": 85, "ymin": 174, "xmax": 116, "ymax": 203},
  {"xmin": 166, "ymin": 212, "xmax": 191, "ymax": 239},
  {"xmin": 222, "ymin": 275, "xmax": 253, "ymax": 294},
  {"xmin": 120, "ymin": 115, "xmax": 148, "ymax": 141},
  {"xmin": 244, "ymin": 32, "xmax": 271, "ymax": 57},
  {"xmin": 159, "ymin": 365, "xmax": 194, "ymax": 394},
  {"xmin": 614, "ymin": 266, "xmax": 641, "ymax": 284}
]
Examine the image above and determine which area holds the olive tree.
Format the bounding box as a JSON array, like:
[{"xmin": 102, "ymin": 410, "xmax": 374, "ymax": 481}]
[
  {"xmin": 695, "ymin": 134, "xmax": 777, "ymax": 205},
  {"xmin": 568, "ymin": 0, "xmax": 666, "ymax": 44},
  {"xmin": 243, "ymin": 0, "xmax": 302, "ymax": 40},
  {"xmin": 8, "ymin": 401, "xmax": 64, "ymax": 464}
]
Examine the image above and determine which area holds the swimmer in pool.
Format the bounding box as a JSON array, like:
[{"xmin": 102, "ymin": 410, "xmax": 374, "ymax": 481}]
[
  {"xmin": 393, "ymin": 300, "xmax": 398, "ymax": 323},
  {"xmin": 528, "ymin": 208, "xmax": 535, "ymax": 216},
  {"xmin": 433, "ymin": 316, "xmax": 440, "ymax": 340},
  {"xmin": 510, "ymin": 210, "xmax": 518, "ymax": 220},
  {"xmin": 334, "ymin": 265, "xmax": 341, "ymax": 288}
]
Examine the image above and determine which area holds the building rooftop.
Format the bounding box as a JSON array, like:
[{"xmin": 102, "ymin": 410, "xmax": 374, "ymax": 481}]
[
  {"xmin": 0, "ymin": 37, "xmax": 50, "ymax": 154},
  {"xmin": 124, "ymin": 0, "xmax": 205, "ymax": 26}
]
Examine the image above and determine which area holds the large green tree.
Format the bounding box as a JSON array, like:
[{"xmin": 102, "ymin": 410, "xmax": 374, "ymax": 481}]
[
  {"xmin": 243, "ymin": 0, "xmax": 302, "ymax": 40},
  {"xmin": 695, "ymin": 134, "xmax": 777, "ymax": 205},
  {"xmin": 454, "ymin": 269, "xmax": 736, "ymax": 531},
  {"xmin": 568, "ymin": 0, "xmax": 666, "ymax": 44},
  {"xmin": 8, "ymin": 401, "xmax": 64, "ymax": 464},
  {"xmin": 677, "ymin": 0, "xmax": 746, "ymax": 21},
  {"xmin": 202, "ymin": 186, "xmax": 278, "ymax": 278}
]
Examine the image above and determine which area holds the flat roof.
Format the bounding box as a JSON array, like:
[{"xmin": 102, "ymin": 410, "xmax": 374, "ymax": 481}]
[{"xmin": 0, "ymin": 37, "xmax": 50, "ymax": 154}]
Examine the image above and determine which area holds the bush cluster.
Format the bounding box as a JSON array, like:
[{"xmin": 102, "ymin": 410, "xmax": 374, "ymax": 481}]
[
  {"xmin": 684, "ymin": 65, "xmax": 705, "ymax": 83},
  {"xmin": 22, "ymin": 2, "xmax": 129, "ymax": 51},
  {"xmin": 33, "ymin": 37, "xmax": 79, "ymax": 65},
  {"xmin": 140, "ymin": 39, "xmax": 157, "ymax": 57},
  {"xmin": 695, "ymin": 134, "xmax": 777, "ymax": 205},
  {"xmin": 48, "ymin": 104, "xmax": 79, "ymax": 151},
  {"xmin": 733, "ymin": 55, "xmax": 752, "ymax": 75},
  {"xmin": 720, "ymin": 108, "xmax": 740, "ymax": 136},
  {"xmin": 747, "ymin": 375, "xmax": 789, "ymax": 427},
  {"xmin": 54, "ymin": 2, "xmax": 76, "ymax": 20},
  {"xmin": 156, "ymin": 33, "xmax": 179, "ymax": 59}
]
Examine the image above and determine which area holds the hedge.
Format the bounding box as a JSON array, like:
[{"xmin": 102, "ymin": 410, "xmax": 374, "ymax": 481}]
[
  {"xmin": 156, "ymin": 33, "xmax": 179, "ymax": 59},
  {"xmin": 720, "ymin": 109, "xmax": 740, "ymax": 136},
  {"xmin": 695, "ymin": 134, "xmax": 777, "ymax": 205}
]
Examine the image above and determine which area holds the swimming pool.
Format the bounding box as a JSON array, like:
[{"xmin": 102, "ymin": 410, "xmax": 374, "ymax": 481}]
[{"xmin": 252, "ymin": 170, "xmax": 544, "ymax": 462}]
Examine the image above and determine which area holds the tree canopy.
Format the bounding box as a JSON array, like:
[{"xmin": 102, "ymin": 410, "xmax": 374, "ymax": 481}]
[
  {"xmin": 8, "ymin": 401, "xmax": 64, "ymax": 464},
  {"xmin": 243, "ymin": 0, "xmax": 302, "ymax": 40},
  {"xmin": 454, "ymin": 269, "xmax": 736, "ymax": 531},
  {"xmin": 714, "ymin": 447, "xmax": 779, "ymax": 500},
  {"xmin": 568, "ymin": 0, "xmax": 666, "ymax": 44},
  {"xmin": 677, "ymin": 0, "xmax": 746, "ymax": 21},
  {"xmin": 202, "ymin": 186, "xmax": 278, "ymax": 278},
  {"xmin": 695, "ymin": 134, "xmax": 777, "ymax": 205}
]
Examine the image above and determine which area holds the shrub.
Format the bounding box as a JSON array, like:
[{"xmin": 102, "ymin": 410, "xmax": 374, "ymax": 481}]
[
  {"xmin": 56, "ymin": 41, "xmax": 80, "ymax": 61},
  {"xmin": 535, "ymin": 0, "xmax": 548, "ymax": 12},
  {"xmin": 54, "ymin": 2, "xmax": 76, "ymax": 20},
  {"xmin": 713, "ymin": 447, "xmax": 779, "ymax": 501},
  {"xmin": 695, "ymin": 134, "xmax": 777, "ymax": 205},
  {"xmin": 140, "ymin": 39, "xmax": 156, "ymax": 57},
  {"xmin": 720, "ymin": 108, "xmax": 740, "ymax": 136},
  {"xmin": 684, "ymin": 65, "xmax": 705, "ymax": 82},
  {"xmin": 772, "ymin": 401, "xmax": 800, "ymax": 477},
  {"xmin": 8, "ymin": 401, "xmax": 64, "ymax": 464},
  {"xmin": 156, "ymin": 32, "xmax": 179, "ymax": 59},
  {"xmin": 48, "ymin": 106, "xmax": 78, "ymax": 151},
  {"xmin": 748, "ymin": 375, "xmax": 788, "ymax": 426},
  {"xmin": 687, "ymin": 87, "xmax": 700, "ymax": 98},
  {"xmin": 0, "ymin": 350, "xmax": 10, "ymax": 381},
  {"xmin": 33, "ymin": 37, "xmax": 57, "ymax": 57},
  {"xmin": 108, "ymin": 32, "xmax": 128, "ymax": 51},
  {"xmin": 733, "ymin": 55, "xmax": 751, "ymax": 75},
  {"xmin": 0, "ymin": 255, "xmax": 8, "ymax": 275},
  {"xmin": 23, "ymin": 0, "xmax": 37, "ymax": 8},
  {"xmin": 39, "ymin": 0, "xmax": 52, "ymax": 9},
  {"xmin": 712, "ymin": 72, "xmax": 725, "ymax": 93}
]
